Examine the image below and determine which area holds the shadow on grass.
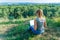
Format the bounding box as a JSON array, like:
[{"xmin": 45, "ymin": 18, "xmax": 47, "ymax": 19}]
[{"xmin": 5, "ymin": 24, "xmax": 35, "ymax": 40}]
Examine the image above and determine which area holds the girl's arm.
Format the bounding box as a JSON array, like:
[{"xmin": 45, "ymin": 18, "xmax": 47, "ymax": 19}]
[
  {"xmin": 44, "ymin": 18, "xmax": 47, "ymax": 27},
  {"xmin": 44, "ymin": 21, "xmax": 47, "ymax": 27},
  {"xmin": 34, "ymin": 20, "xmax": 37, "ymax": 30}
]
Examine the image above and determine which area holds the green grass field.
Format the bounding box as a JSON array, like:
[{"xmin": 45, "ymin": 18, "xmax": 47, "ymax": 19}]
[{"xmin": 0, "ymin": 17, "xmax": 60, "ymax": 40}]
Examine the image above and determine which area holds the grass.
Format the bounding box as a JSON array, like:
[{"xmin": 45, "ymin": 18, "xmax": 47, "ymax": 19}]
[
  {"xmin": 0, "ymin": 16, "xmax": 36, "ymax": 24},
  {"xmin": 46, "ymin": 17, "xmax": 60, "ymax": 27},
  {"xmin": 0, "ymin": 17, "xmax": 60, "ymax": 40},
  {"xmin": 3, "ymin": 23, "xmax": 60, "ymax": 40}
]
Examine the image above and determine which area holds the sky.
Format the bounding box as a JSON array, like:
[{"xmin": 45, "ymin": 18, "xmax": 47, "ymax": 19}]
[{"xmin": 0, "ymin": 0, "xmax": 60, "ymax": 3}]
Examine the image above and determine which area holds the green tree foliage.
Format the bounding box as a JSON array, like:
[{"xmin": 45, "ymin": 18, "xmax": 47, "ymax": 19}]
[
  {"xmin": 43, "ymin": 7, "xmax": 48, "ymax": 16},
  {"xmin": 0, "ymin": 4, "xmax": 60, "ymax": 19}
]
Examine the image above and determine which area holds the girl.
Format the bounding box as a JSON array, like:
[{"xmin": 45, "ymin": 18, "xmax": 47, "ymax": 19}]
[{"xmin": 29, "ymin": 9, "xmax": 47, "ymax": 35}]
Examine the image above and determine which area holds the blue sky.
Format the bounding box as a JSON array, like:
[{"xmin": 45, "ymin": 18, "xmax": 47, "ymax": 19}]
[{"xmin": 0, "ymin": 0, "xmax": 60, "ymax": 3}]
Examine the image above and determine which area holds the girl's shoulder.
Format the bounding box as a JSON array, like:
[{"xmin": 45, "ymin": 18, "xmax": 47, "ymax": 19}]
[
  {"xmin": 35, "ymin": 17, "xmax": 45, "ymax": 20},
  {"xmin": 42, "ymin": 17, "xmax": 45, "ymax": 20},
  {"xmin": 42, "ymin": 17, "xmax": 46, "ymax": 22}
]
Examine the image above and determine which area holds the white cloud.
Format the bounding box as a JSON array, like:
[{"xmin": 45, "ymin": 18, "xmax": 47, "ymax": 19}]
[{"xmin": 0, "ymin": 0, "xmax": 60, "ymax": 3}]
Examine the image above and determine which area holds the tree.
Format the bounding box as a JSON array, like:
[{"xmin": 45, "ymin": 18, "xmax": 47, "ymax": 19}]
[{"xmin": 43, "ymin": 7, "xmax": 48, "ymax": 17}]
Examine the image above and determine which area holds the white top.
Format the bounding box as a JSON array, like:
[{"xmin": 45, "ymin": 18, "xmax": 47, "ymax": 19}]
[{"xmin": 30, "ymin": 17, "xmax": 46, "ymax": 33}]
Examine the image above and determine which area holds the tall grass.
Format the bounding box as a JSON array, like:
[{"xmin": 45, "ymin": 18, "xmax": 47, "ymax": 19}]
[{"xmin": 46, "ymin": 17, "xmax": 60, "ymax": 27}]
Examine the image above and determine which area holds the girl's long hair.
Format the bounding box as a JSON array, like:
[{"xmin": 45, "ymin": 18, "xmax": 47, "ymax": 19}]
[{"xmin": 36, "ymin": 9, "xmax": 45, "ymax": 17}]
